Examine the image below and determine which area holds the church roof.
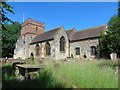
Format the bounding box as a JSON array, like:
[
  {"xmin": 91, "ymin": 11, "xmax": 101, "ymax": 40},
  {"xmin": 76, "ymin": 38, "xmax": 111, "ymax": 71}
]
[
  {"xmin": 66, "ymin": 28, "xmax": 76, "ymax": 41},
  {"xmin": 31, "ymin": 25, "xmax": 106, "ymax": 44},
  {"xmin": 71, "ymin": 25, "xmax": 106, "ymax": 41},
  {"xmin": 31, "ymin": 27, "xmax": 61, "ymax": 44}
]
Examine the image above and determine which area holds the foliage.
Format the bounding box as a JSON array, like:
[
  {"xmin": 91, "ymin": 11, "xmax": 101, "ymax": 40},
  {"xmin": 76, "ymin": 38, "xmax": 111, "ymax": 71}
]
[
  {"xmin": 2, "ymin": 22, "xmax": 21, "ymax": 57},
  {"xmin": 45, "ymin": 60, "xmax": 118, "ymax": 88},
  {"xmin": 1, "ymin": 2, "xmax": 14, "ymax": 24},
  {"xmin": 2, "ymin": 64, "xmax": 65, "ymax": 88},
  {"xmin": 2, "ymin": 59, "xmax": 118, "ymax": 88},
  {"xmin": 107, "ymin": 15, "xmax": 120, "ymax": 54},
  {"xmin": 118, "ymin": 1, "xmax": 120, "ymax": 17},
  {"xmin": 99, "ymin": 15, "xmax": 120, "ymax": 57},
  {"xmin": 99, "ymin": 31, "xmax": 110, "ymax": 54},
  {"xmin": 99, "ymin": 1, "xmax": 120, "ymax": 58}
]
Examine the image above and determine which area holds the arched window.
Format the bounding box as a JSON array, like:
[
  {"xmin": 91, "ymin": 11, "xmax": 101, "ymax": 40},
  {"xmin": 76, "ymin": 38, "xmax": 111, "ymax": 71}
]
[
  {"xmin": 60, "ymin": 36, "xmax": 65, "ymax": 51},
  {"xmin": 36, "ymin": 44, "xmax": 39, "ymax": 55},
  {"xmin": 45, "ymin": 42, "xmax": 51, "ymax": 55}
]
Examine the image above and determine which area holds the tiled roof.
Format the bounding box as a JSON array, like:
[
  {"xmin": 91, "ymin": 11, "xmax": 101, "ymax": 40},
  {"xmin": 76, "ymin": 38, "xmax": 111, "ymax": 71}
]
[
  {"xmin": 66, "ymin": 28, "xmax": 76, "ymax": 41},
  {"xmin": 31, "ymin": 27, "xmax": 61, "ymax": 44},
  {"xmin": 67, "ymin": 25, "xmax": 106, "ymax": 41},
  {"xmin": 31, "ymin": 25, "xmax": 106, "ymax": 44}
]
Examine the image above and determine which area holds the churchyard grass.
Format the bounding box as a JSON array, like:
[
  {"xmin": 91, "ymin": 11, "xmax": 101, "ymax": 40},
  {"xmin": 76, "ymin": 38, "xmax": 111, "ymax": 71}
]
[
  {"xmin": 44, "ymin": 59, "xmax": 118, "ymax": 88},
  {"xmin": 1, "ymin": 59, "xmax": 119, "ymax": 88}
]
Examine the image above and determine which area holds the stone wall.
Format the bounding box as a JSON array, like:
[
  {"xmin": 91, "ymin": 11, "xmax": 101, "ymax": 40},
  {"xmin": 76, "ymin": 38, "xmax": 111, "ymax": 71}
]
[
  {"xmin": 14, "ymin": 34, "xmax": 34, "ymax": 59},
  {"xmin": 29, "ymin": 27, "xmax": 69, "ymax": 60},
  {"xmin": 70, "ymin": 38, "xmax": 99, "ymax": 59},
  {"xmin": 54, "ymin": 27, "xmax": 69, "ymax": 60},
  {"xmin": 29, "ymin": 40, "xmax": 54, "ymax": 59},
  {"xmin": 14, "ymin": 18, "xmax": 45, "ymax": 60}
]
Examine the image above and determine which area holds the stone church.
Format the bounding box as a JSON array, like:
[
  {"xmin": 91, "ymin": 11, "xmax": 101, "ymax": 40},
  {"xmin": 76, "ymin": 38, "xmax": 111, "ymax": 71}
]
[{"xmin": 14, "ymin": 18, "xmax": 107, "ymax": 60}]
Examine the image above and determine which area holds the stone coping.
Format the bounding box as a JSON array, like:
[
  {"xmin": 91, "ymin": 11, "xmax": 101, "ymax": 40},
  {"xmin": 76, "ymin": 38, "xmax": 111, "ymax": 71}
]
[{"xmin": 16, "ymin": 64, "xmax": 41, "ymax": 69}]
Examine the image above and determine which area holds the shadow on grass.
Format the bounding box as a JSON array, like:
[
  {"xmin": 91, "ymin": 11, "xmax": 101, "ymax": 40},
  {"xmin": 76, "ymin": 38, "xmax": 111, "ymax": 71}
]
[{"xmin": 2, "ymin": 65, "xmax": 65, "ymax": 88}]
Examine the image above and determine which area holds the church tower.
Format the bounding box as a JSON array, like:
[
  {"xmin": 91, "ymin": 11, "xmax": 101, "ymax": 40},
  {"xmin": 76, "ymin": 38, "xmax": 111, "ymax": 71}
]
[
  {"xmin": 21, "ymin": 18, "xmax": 45, "ymax": 38},
  {"xmin": 14, "ymin": 18, "xmax": 45, "ymax": 59}
]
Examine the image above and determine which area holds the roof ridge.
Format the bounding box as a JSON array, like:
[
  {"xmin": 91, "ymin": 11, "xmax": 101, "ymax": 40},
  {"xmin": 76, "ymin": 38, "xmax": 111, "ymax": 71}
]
[
  {"xmin": 44, "ymin": 26, "xmax": 61, "ymax": 33},
  {"xmin": 35, "ymin": 26, "xmax": 62, "ymax": 38},
  {"xmin": 52, "ymin": 26, "xmax": 63, "ymax": 38},
  {"xmin": 77, "ymin": 24, "xmax": 106, "ymax": 33},
  {"xmin": 66, "ymin": 28, "xmax": 76, "ymax": 31}
]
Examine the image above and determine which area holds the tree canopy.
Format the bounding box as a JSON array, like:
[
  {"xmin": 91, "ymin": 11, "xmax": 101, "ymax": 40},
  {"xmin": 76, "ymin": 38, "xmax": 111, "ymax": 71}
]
[
  {"xmin": 99, "ymin": 1, "xmax": 120, "ymax": 58},
  {"xmin": 118, "ymin": 1, "xmax": 120, "ymax": 17},
  {"xmin": 2, "ymin": 22, "xmax": 21, "ymax": 57},
  {"xmin": 1, "ymin": 2, "xmax": 21, "ymax": 58},
  {"xmin": 1, "ymin": 2, "xmax": 14, "ymax": 24}
]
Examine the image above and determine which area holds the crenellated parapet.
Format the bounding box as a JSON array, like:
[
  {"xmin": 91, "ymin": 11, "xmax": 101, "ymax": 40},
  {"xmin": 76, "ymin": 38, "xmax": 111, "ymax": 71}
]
[{"xmin": 21, "ymin": 18, "xmax": 45, "ymax": 37}]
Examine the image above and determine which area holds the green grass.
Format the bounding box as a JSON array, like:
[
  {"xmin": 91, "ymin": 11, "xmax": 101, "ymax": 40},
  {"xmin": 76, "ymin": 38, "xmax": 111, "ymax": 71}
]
[
  {"xmin": 2, "ymin": 59, "xmax": 119, "ymax": 88},
  {"xmin": 44, "ymin": 60, "xmax": 118, "ymax": 88},
  {"xmin": 2, "ymin": 63, "xmax": 65, "ymax": 88}
]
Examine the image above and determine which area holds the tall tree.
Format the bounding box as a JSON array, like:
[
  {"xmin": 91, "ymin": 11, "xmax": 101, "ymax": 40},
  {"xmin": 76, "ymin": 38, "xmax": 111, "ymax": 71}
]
[
  {"xmin": 1, "ymin": 2, "xmax": 14, "ymax": 24},
  {"xmin": 99, "ymin": 1, "xmax": 120, "ymax": 58},
  {"xmin": 2, "ymin": 22, "xmax": 21, "ymax": 57},
  {"xmin": 1, "ymin": 2, "xmax": 16, "ymax": 58},
  {"xmin": 118, "ymin": 0, "xmax": 120, "ymax": 17}
]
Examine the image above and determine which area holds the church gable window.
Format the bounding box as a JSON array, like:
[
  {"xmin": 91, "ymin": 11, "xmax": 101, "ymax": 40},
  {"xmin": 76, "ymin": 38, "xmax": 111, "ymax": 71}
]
[{"xmin": 60, "ymin": 36, "xmax": 65, "ymax": 51}]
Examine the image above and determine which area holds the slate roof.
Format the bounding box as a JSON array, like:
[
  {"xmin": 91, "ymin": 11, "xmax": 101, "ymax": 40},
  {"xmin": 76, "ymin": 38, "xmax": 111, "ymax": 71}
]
[
  {"xmin": 66, "ymin": 28, "xmax": 76, "ymax": 41},
  {"xmin": 31, "ymin": 25, "xmax": 106, "ymax": 44},
  {"xmin": 31, "ymin": 27, "xmax": 61, "ymax": 44},
  {"xmin": 67, "ymin": 25, "xmax": 106, "ymax": 41}
]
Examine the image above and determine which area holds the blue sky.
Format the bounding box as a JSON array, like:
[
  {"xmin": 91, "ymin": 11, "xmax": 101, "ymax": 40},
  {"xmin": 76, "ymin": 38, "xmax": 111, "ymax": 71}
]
[{"xmin": 7, "ymin": 2, "xmax": 118, "ymax": 31}]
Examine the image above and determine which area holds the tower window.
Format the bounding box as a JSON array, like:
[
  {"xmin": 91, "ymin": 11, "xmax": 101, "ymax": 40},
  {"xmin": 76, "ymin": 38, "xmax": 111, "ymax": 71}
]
[{"xmin": 36, "ymin": 27, "xmax": 38, "ymax": 32}]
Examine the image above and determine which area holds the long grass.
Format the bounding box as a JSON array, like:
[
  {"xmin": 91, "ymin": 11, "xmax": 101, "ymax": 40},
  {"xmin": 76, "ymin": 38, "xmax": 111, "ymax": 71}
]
[
  {"xmin": 2, "ymin": 63, "xmax": 65, "ymax": 88},
  {"xmin": 44, "ymin": 59, "xmax": 118, "ymax": 88},
  {"xmin": 2, "ymin": 59, "xmax": 119, "ymax": 88}
]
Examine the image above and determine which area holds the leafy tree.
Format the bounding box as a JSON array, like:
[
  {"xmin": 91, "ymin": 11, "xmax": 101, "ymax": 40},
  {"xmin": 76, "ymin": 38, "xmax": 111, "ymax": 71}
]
[
  {"xmin": 0, "ymin": 2, "xmax": 15, "ymax": 58},
  {"xmin": 99, "ymin": 16, "xmax": 120, "ymax": 58},
  {"xmin": 118, "ymin": 1, "xmax": 120, "ymax": 17},
  {"xmin": 1, "ymin": 2, "xmax": 14, "ymax": 24},
  {"xmin": 99, "ymin": 1, "xmax": 120, "ymax": 58},
  {"xmin": 99, "ymin": 30, "xmax": 111, "ymax": 58},
  {"xmin": 107, "ymin": 15, "xmax": 120, "ymax": 54},
  {"xmin": 2, "ymin": 22, "xmax": 21, "ymax": 57}
]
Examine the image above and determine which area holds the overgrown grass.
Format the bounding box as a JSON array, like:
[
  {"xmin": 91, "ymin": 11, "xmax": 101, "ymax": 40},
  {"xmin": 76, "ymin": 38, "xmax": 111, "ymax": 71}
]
[
  {"xmin": 2, "ymin": 59, "xmax": 119, "ymax": 88},
  {"xmin": 2, "ymin": 64, "xmax": 65, "ymax": 88},
  {"xmin": 44, "ymin": 60, "xmax": 118, "ymax": 88},
  {"xmin": 97, "ymin": 60, "xmax": 119, "ymax": 69}
]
